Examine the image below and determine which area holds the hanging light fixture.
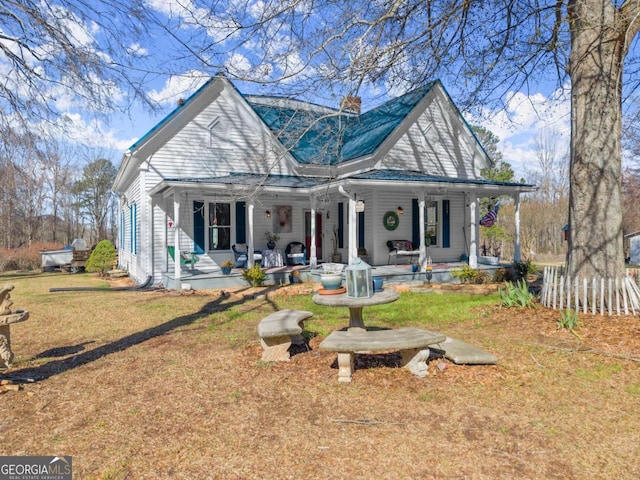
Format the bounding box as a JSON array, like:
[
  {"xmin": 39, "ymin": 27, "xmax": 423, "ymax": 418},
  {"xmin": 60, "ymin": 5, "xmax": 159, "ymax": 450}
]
[
  {"xmin": 265, "ymin": 210, "xmax": 271, "ymax": 218},
  {"xmin": 397, "ymin": 206, "xmax": 404, "ymax": 215}
]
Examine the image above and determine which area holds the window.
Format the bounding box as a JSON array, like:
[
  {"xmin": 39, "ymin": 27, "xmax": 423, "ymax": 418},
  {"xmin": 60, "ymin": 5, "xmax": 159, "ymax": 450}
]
[
  {"xmin": 425, "ymin": 201, "xmax": 438, "ymax": 246},
  {"xmin": 208, "ymin": 202, "xmax": 231, "ymax": 250}
]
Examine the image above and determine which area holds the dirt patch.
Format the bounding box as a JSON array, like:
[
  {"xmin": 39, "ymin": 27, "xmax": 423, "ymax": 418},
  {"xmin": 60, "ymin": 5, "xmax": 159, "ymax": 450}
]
[{"xmin": 1, "ymin": 278, "xmax": 639, "ymax": 479}]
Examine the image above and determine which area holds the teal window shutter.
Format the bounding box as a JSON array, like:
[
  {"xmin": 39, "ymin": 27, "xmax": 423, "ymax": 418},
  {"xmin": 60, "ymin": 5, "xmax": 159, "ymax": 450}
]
[
  {"xmin": 358, "ymin": 211, "xmax": 365, "ymax": 249},
  {"xmin": 338, "ymin": 202, "xmax": 344, "ymax": 248},
  {"xmin": 442, "ymin": 200, "xmax": 450, "ymax": 248},
  {"xmin": 236, "ymin": 202, "xmax": 246, "ymax": 244},
  {"xmin": 193, "ymin": 201, "xmax": 205, "ymax": 254},
  {"xmin": 412, "ymin": 199, "xmax": 419, "ymax": 247},
  {"xmin": 130, "ymin": 203, "xmax": 137, "ymax": 254},
  {"xmin": 120, "ymin": 211, "xmax": 125, "ymax": 251}
]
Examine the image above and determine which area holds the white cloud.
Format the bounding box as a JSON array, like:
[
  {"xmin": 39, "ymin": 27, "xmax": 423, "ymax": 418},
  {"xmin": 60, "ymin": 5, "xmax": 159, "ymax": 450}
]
[
  {"xmin": 225, "ymin": 53, "xmax": 253, "ymax": 77},
  {"xmin": 127, "ymin": 43, "xmax": 148, "ymax": 56},
  {"xmin": 147, "ymin": 71, "xmax": 209, "ymax": 105},
  {"xmin": 472, "ymin": 85, "xmax": 571, "ymax": 179},
  {"xmin": 145, "ymin": 0, "xmax": 239, "ymax": 43}
]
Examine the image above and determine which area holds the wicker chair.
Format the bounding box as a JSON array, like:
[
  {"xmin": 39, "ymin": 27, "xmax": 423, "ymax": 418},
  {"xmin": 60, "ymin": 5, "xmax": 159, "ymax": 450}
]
[
  {"xmin": 232, "ymin": 244, "xmax": 262, "ymax": 268},
  {"xmin": 285, "ymin": 242, "xmax": 307, "ymax": 266}
]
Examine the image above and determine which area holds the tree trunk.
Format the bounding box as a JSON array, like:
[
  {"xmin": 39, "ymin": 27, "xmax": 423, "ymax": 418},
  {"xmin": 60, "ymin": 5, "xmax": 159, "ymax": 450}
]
[{"xmin": 567, "ymin": 0, "xmax": 625, "ymax": 280}]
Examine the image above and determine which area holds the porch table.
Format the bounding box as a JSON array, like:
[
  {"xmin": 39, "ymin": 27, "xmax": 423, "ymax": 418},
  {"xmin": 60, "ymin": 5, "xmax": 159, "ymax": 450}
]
[
  {"xmin": 312, "ymin": 289, "xmax": 399, "ymax": 329},
  {"xmin": 262, "ymin": 249, "xmax": 284, "ymax": 268}
]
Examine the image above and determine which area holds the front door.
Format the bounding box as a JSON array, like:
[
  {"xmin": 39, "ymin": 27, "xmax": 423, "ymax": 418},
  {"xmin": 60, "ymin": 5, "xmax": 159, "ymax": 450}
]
[{"xmin": 304, "ymin": 211, "xmax": 323, "ymax": 260}]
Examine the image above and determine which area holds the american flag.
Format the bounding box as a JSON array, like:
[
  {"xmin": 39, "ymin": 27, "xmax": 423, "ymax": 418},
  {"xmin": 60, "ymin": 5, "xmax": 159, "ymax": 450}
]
[{"xmin": 479, "ymin": 203, "xmax": 499, "ymax": 227}]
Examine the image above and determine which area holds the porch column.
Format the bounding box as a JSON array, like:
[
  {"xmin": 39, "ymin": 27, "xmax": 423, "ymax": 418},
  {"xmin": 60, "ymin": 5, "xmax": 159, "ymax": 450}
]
[
  {"xmin": 139, "ymin": 164, "xmax": 152, "ymax": 280},
  {"xmin": 468, "ymin": 194, "xmax": 478, "ymax": 268},
  {"xmin": 309, "ymin": 202, "xmax": 318, "ymax": 268},
  {"xmin": 338, "ymin": 185, "xmax": 358, "ymax": 265},
  {"xmin": 418, "ymin": 193, "xmax": 426, "ymax": 265},
  {"xmin": 247, "ymin": 201, "xmax": 255, "ymax": 268},
  {"xmin": 514, "ymin": 193, "xmax": 521, "ymax": 262},
  {"xmin": 173, "ymin": 193, "xmax": 182, "ymax": 281},
  {"xmin": 348, "ymin": 196, "xmax": 357, "ymax": 264}
]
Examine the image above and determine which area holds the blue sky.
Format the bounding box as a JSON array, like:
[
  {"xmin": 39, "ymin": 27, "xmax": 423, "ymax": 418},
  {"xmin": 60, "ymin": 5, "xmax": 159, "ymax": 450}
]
[
  {"xmin": 100, "ymin": 74, "xmax": 572, "ymax": 181},
  {"xmin": 5, "ymin": 0, "xmax": 579, "ymax": 181}
]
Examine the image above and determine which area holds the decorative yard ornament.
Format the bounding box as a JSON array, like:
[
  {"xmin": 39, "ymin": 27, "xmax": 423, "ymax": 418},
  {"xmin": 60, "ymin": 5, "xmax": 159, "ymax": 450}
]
[
  {"xmin": 0, "ymin": 284, "xmax": 29, "ymax": 367},
  {"xmin": 346, "ymin": 257, "xmax": 373, "ymax": 298},
  {"xmin": 479, "ymin": 201, "xmax": 500, "ymax": 227}
]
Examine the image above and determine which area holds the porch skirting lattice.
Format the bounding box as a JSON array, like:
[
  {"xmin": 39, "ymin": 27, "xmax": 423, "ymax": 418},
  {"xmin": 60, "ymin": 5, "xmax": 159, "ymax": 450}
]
[{"xmin": 541, "ymin": 266, "xmax": 640, "ymax": 316}]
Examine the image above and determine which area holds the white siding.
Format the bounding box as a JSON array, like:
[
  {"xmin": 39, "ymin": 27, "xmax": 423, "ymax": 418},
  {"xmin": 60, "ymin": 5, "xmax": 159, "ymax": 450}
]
[
  {"xmin": 379, "ymin": 90, "xmax": 489, "ymax": 179},
  {"xmin": 363, "ymin": 190, "xmax": 468, "ymax": 265},
  {"xmin": 118, "ymin": 179, "xmax": 144, "ymax": 283},
  {"xmin": 145, "ymin": 85, "xmax": 296, "ymax": 182}
]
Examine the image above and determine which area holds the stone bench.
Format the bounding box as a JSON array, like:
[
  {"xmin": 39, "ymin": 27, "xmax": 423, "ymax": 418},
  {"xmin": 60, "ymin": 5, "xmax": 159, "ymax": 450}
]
[
  {"xmin": 257, "ymin": 309, "xmax": 313, "ymax": 362},
  {"xmin": 319, "ymin": 327, "xmax": 446, "ymax": 382}
]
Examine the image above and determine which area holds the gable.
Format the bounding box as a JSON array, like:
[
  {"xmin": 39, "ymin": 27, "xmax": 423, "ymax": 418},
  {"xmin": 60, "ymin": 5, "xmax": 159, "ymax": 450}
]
[
  {"xmin": 377, "ymin": 84, "xmax": 490, "ymax": 179},
  {"xmin": 114, "ymin": 76, "xmax": 300, "ymax": 193},
  {"xmin": 340, "ymin": 82, "xmax": 435, "ymax": 161}
]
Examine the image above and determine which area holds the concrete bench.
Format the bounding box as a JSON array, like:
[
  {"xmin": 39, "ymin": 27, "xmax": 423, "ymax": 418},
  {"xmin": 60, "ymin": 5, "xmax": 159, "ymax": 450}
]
[
  {"xmin": 257, "ymin": 309, "xmax": 313, "ymax": 362},
  {"xmin": 319, "ymin": 327, "xmax": 446, "ymax": 382}
]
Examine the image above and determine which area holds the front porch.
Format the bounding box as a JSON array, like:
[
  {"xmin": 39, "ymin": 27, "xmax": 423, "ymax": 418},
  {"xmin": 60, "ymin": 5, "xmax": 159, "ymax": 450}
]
[{"xmin": 160, "ymin": 261, "xmax": 505, "ymax": 291}]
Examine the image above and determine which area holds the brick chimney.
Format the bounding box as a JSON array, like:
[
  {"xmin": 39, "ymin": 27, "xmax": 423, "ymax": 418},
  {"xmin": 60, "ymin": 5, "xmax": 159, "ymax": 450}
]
[{"xmin": 340, "ymin": 96, "xmax": 361, "ymax": 114}]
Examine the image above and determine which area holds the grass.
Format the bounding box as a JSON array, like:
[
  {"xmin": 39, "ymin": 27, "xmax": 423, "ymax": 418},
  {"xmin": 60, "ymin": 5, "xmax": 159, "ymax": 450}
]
[
  {"xmin": 272, "ymin": 290, "xmax": 499, "ymax": 334},
  {"xmin": 1, "ymin": 271, "xmax": 639, "ymax": 479}
]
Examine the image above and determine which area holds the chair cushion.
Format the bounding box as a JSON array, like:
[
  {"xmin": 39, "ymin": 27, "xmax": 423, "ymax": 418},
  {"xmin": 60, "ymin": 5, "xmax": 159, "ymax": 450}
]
[
  {"xmin": 290, "ymin": 244, "xmax": 303, "ymax": 254},
  {"xmin": 391, "ymin": 240, "xmax": 414, "ymax": 251},
  {"xmin": 234, "ymin": 243, "xmax": 247, "ymax": 253}
]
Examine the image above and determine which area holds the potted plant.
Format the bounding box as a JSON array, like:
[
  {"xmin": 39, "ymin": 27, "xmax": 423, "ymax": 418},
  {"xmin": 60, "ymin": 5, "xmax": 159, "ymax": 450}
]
[
  {"xmin": 264, "ymin": 231, "xmax": 280, "ymax": 250},
  {"xmin": 220, "ymin": 259, "xmax": 234, "ymax": 275},
  {"xmin": 320, "ymin": 263, "xmax": 344, "ymax": 290},
  {"xmin": 331, "ymin": 225, "xmax": 342, "ymax": 263},
  {"xmin": 242, "ymin": 264, "xmax": 266, "ymax": 287}
]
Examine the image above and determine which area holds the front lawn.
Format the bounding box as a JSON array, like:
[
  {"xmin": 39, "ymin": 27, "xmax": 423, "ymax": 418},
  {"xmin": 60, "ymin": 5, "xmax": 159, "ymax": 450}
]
[{"xmin": 1, "ymin": 272, "xmax": 639, "ymax": 479}]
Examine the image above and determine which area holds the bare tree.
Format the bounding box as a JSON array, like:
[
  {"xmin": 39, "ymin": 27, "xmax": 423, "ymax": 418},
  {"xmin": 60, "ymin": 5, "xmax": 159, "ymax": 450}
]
[
  {"xmin": 623, "ymin": 168, "xmax": 640, "ymax": 235},
  {"xmin": 72, "ymin": 158, "xmax": 117, "ymax": 243},
  {"xmin": 41, "ymin": 142, "xmax": 77, "ymax": 244},
  {"xmin": 527, "ymin": 129, "xmax": 570, "ymax": 204},
  {"xmin": 0, "ymin": 0, "xmax": 160, "ymax": 128},
  {"xmin": 145, "ymin": 0, "xmax": 638, "ymax": 279},
  {"xmin": 2, "ymin": 0, "xmax": 640, "ymax": 280}
]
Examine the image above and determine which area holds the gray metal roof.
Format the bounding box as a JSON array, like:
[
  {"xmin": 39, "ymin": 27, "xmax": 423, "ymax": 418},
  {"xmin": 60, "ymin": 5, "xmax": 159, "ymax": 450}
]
[
  {"xmin": 162, "ymin": 170, "xmax": 534, "ymax": 191},
  {"xmin": 163, "ymin": 173, "xmax": 328, "ymax": 189},
  {"xmin": 350, "ymin": 169, "xmax": 536, "ymax": 188}
]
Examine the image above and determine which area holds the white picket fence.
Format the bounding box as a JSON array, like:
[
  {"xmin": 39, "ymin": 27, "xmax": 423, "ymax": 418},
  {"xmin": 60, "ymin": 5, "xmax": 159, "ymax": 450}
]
[{"xmin": 540, "ymin": 266, "xmax": 640, "ymax": 316}]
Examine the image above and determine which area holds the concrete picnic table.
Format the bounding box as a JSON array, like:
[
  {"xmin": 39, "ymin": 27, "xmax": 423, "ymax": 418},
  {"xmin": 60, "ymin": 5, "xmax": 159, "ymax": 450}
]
[{"xmin": 312, "ymin": 289, "xmax": 399, "ymax": 329}]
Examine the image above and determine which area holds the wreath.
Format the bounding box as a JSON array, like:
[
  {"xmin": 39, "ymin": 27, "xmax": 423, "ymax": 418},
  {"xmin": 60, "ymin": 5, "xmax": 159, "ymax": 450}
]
[{"xmin": 382, "ymin": 211, "xmax": 399, "ymax": 231}]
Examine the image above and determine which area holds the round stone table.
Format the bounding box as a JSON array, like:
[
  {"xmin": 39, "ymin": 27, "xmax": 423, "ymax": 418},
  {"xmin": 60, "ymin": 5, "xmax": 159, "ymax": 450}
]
[{"xmin": 312, "ymin": 289, "xmax": 399, "ymax": 329}]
